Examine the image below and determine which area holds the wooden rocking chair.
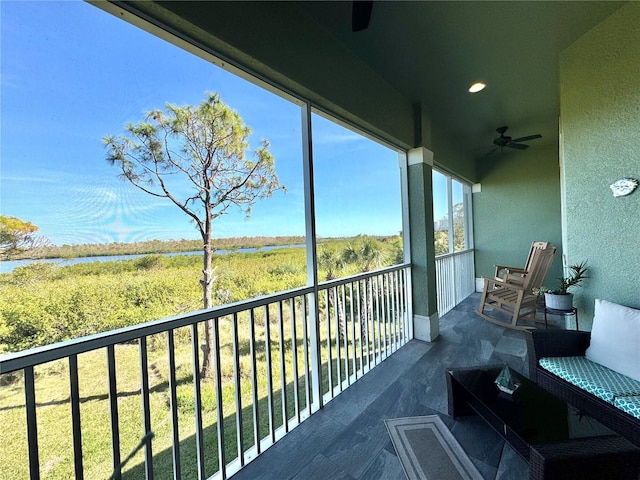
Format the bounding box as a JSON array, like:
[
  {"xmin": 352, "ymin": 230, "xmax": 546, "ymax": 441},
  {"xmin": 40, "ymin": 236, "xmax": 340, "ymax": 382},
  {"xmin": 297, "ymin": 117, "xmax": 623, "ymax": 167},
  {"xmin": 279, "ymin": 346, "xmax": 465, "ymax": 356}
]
[
  {"xmin": 477, "ymin": 244, "xmax": 556, "ymax": 330},
  {"xmin": 493, "ymin": 241, "xmax": 550, "ymax": 282}
]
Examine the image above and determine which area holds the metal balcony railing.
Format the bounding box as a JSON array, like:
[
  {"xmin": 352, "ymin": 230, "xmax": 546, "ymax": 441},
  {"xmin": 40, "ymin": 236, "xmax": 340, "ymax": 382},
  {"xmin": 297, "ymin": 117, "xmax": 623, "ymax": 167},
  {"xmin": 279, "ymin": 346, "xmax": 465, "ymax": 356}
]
[
  {"xmin": 435, "ymin": 249, "xmax": 475, "ymax": 316},
  {"xmin": 0, "ymin": 264, "xmax": 412, "ymax": 480}
]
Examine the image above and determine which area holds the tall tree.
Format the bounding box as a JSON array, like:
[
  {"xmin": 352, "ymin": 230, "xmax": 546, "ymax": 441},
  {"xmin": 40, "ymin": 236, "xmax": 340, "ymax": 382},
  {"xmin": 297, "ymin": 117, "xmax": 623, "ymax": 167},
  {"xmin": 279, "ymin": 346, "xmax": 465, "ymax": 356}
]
[
  {"xmin": 0, "ymin": 215, "xmax": 45, "ymax": 260},
  {"xmin": 104, "ymin": 93, "xmax": 284, "ymax": 377}
]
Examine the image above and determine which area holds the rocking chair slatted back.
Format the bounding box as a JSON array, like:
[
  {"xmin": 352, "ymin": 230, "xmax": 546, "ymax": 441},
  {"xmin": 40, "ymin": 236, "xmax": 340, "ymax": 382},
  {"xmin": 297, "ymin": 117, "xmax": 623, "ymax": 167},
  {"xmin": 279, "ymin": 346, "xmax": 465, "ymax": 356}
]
[
  {"xmin": 494, "ymin": 241, "xmax": 551, "ymax": 281},
  {"xmin": 517, "ymin": 245, "xmax": 557, "ymax": 292}
]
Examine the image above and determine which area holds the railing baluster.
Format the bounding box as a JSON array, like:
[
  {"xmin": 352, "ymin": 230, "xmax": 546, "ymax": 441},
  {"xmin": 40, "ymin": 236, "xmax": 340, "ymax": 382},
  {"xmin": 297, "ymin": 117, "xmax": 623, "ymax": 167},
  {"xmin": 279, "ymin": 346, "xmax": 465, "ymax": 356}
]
[
  {"xmin": 340, "ymin": 284, "xmax": 349, "ymax": 384},
  {"xmin": 389, "ymin": 272, "xmax": 396, "ymax": 352},
  {"xmin": 289, "ymin": 298, "xmax": 300, "ymax": 424},
  {"xmin": 24, "ymin": 365, "xmax": 40, "ymax": 480},
  {"xmin": 107, "ymin": 346, "xmax": 121, "ymax": 478},
  {"xmin": 369, "ymin": 278, "xmax": 376, "ymax": 365},
  {"xmin": 325, "ymin": 289, "xmax": 333, "ymax": 396},
  {"xmin": 381, "ymin": 274, "xmax": 388, "ymax": 357},
  {"xmin": 231, "ymin": 313, "xmax": 244, "ymax": 466},
  {"xmin": 387, "ymin": 273, "xmax": 392, "ymax": 353},
  {"xmin": 355, "ymin": 281, "xmax": 364, "ymax": 375},
  {"xmin": 167, "ymin": 330, "xmax": 181, "ymax": 479},
  {"xmin": 249, "ymin": 308, "xmax": 260, "ymax": 454},
  {"xmin": 393, "ymin": 271, "xmax": 400, "ymax": 344},
  {"xmin": 349, "ymin": 282, "xmax": 358, "ymax": 380},
  {"xmin": 333, "ymin": 286, "xmax": 342, "ymax": 392},
  {"xmin": 190, "ymin": 325, "xmax": 205, "ymax": 480},
  {"xmin": 213, "ymin": 317, "xmax": 226, "ymax": 479},
  {"xmin": 139, "ymin": 337, "xmax": 154, "ymax": 480},
  {"xmin": 68, "ymin": 354, "xmax": 84, "ymax": 480},
  {"xmin": 372, "ymin": 277, "xmax": 380, "ymax": 364},
  {"xmin": 358, "ymin": 280, "xmax": 368, "ymax": 371},
  {"xmin": 398, "ymin": 271, "xmax": 403, "ymax": 343},
  {"xmin": 382, "ymin": 276, "xmax": 387, "ymax": 355},
  {"xmin": 379, "ymin": 274, "xmax": 393, "ymax": 358},
  {"xmin": 264, "ymin": 305, "xmax": 275, "ymax": 443},
  {"xmin": 359, "ymin": 280, "xmax": 366, "ymax": 368},
  {"xmin": 277, "ymin": 301, "xmax": 288, "ymax": 433},
  {"xmin": 381, "ymin": 274, "xmax": 388, "ymax": 356},
  {"xmin": 394, "ymin": 270, "xmax": 401, "ymax": 349},
  {"xmin": 398, "ymin": 270, "xmax": 404, "ymax": 341},
  {"xmin": 405, "ymin": 270, "xmax": 410, "ymax": 339},
  {"xmin": 397, "ymin": 270, "xmax": 403, "ymax": 341},
  {"xmin": 379, "ymin": 276, "xmax": 384, "ymax": 360},
  {"xmin": 301, "ymin": 294, "xmax": 311, "ymax": 414}
]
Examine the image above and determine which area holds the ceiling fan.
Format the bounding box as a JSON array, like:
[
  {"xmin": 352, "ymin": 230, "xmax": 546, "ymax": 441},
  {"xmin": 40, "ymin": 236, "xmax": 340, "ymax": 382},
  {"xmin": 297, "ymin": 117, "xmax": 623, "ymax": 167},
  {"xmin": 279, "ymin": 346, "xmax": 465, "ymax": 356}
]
[
  {"xmin": 352, "ymin": 0, "xmax": 374, "ymax": 32},
  {"xmin": 492, "ymin": 126, "xmax": 542, "ymax": 150}
]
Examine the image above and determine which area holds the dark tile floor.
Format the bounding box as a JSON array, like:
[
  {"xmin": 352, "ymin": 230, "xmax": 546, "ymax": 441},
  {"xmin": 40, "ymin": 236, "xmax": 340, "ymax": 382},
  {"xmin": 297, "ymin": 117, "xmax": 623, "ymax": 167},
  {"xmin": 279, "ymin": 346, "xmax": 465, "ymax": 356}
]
[{"xmin": 230, "ymin": 293, "xmax": 531, "ymax": 479}]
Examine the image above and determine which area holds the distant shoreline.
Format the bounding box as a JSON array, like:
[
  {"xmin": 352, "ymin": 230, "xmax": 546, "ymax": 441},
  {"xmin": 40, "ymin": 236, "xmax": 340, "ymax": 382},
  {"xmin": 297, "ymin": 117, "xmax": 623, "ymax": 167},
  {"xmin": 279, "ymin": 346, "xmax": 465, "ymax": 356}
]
[
  {"xmin": 9, "ymin": 236, "xmax": 306, "ymax": 261},
  {"xmin": 7, "ymin": 234, "xmax": 399, "ymax": 261},
  {"xmin": 1, "ymin": 244, "xmax": 309, "ymax": 274}
]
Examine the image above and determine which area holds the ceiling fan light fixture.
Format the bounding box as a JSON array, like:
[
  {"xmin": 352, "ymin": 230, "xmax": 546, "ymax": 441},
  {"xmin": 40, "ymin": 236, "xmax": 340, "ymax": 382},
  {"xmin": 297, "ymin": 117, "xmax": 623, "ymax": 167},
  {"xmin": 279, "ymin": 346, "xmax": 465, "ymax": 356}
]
[{"xmin": 468, "ymin": 82, "xmax": 486, "ymax": 93}]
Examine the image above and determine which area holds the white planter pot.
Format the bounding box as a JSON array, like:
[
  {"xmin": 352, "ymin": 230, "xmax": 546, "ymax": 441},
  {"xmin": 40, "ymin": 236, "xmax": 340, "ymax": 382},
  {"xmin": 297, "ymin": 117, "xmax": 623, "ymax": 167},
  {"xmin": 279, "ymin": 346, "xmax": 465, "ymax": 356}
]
[{"xmin": 545, "ymin": 293, "xmax": 574, "ymax": 311}]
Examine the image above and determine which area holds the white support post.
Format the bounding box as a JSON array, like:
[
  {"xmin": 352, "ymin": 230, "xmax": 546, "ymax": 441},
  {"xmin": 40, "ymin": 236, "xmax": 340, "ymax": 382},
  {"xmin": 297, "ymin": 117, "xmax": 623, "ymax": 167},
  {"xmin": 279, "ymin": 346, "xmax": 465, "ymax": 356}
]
[{"xmin": 398, "ymin": 152, "xmax": 414, "ymax": 339}]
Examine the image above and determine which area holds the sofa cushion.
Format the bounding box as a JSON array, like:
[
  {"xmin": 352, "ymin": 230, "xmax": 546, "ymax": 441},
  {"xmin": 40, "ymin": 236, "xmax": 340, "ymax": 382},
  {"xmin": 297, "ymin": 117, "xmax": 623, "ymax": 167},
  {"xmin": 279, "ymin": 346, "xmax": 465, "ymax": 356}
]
[
  {"xmin": 539, "ymin": 356, "xmax": 640, "ymax": 404},
  {"xmin": 614, "ymin": 396, "xmax": 640, "ymax": 420},
  {"xmin": 585, "ymin": 299, "xmax": 640, "ymax": 382}
]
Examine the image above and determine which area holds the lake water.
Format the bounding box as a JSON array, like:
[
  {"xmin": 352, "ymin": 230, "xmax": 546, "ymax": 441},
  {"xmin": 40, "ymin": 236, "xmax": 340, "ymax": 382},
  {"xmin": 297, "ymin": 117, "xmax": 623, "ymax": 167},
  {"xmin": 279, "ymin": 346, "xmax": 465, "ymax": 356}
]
[{"xmin": 0, "ymin": 244, "xmax": 304, "ymax": 273}]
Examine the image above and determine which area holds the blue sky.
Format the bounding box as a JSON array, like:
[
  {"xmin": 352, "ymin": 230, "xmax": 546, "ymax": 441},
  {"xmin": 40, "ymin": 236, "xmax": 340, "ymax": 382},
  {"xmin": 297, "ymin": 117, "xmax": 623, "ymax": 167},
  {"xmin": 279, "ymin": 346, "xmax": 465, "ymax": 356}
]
[{"xmin": 1, "ymin": 1, "xmax": 428, "ymax": 246}]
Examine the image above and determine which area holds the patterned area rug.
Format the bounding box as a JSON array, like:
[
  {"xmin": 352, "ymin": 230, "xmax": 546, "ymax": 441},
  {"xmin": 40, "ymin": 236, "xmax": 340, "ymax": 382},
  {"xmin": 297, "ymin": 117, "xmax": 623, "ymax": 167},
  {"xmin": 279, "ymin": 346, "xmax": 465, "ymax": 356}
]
[{"xmin": 385, "ymin": 415, "xmax": 483, "ymax": 480}]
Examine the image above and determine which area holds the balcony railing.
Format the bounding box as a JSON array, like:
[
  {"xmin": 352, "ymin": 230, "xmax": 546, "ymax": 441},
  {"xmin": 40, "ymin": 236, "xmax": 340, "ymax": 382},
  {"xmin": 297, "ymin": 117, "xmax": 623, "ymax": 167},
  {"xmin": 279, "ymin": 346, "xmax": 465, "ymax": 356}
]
[
  {"xmin": 0, "ymin": 264, "xmax": 412, "ymax": 480},
  {"xmin": 435, "ymin": 249, "xmax": 475, "ymax": 316}
]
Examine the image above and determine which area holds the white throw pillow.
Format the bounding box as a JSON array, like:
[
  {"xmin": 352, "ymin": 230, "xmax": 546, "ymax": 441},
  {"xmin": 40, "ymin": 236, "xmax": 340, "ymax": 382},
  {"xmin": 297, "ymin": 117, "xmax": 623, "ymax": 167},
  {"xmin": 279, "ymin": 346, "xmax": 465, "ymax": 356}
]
[{"xmin": 585, "ymin": 299, "xmax": 640, "ymax": 382}]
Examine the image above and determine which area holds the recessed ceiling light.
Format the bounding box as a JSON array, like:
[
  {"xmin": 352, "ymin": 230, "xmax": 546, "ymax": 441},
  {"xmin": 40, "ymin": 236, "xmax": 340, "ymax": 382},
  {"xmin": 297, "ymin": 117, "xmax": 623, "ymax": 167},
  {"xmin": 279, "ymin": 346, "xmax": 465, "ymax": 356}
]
[{"xmin": 469, "ymin": 82, "xmax": 486, "ymax": 93}]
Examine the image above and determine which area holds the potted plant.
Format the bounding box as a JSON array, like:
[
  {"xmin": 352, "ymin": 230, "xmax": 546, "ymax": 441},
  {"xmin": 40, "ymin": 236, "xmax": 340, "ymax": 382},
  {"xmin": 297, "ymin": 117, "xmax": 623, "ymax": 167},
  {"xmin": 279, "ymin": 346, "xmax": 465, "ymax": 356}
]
[{"xmin": 544, "ymin": 261, "xmax": 589, "ymax": 310}]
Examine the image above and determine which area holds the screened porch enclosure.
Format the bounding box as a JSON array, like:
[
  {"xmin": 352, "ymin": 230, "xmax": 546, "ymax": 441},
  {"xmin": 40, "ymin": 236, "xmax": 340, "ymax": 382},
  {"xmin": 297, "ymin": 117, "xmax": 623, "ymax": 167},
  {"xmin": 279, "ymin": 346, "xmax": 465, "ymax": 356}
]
[{"xmin": 0, "ymin": 2, "xmax": 481, "ymax": 479}]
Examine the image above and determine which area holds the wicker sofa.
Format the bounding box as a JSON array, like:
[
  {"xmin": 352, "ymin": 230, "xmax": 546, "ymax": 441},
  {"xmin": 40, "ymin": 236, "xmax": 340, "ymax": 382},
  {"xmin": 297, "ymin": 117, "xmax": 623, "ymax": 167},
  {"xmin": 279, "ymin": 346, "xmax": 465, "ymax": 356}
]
[{"xmin": 527, "ymin": 299, "xmax": 640, "ymax": 448}]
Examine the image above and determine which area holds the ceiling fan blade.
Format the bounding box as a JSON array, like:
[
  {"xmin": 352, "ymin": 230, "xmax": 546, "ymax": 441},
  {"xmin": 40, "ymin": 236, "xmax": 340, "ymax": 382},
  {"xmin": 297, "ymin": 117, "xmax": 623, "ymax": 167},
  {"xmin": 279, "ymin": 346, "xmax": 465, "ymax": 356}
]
[
  {"xmin": 352, "ymin": 0, "xmax": 373, "ymax": 32},
  {"xmin": 511, "ymin": 134, "xmax": 542, "ymax": 143},
  {"xmin": 483, "ymin": 146, "xmax": 500, "ymax": 157},
  {"xmin": 506, "ymin": 143, "xmax": 529, "ymax": 150}
]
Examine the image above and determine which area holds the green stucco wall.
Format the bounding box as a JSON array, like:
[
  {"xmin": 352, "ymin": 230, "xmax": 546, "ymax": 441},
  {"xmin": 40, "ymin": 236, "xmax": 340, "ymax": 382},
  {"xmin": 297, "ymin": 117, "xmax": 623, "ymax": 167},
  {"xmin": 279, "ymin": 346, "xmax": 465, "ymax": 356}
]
[
  {"xmin": 559, "ymin": 2, "xmax": 640, "ymax": 327},
  {"xmin": 408, "ymin": 161, "xmax": 438, "ymax": 318},
  {"xmin": 473, "ymin": 144, "xmax": 564, "ymax": 284}
]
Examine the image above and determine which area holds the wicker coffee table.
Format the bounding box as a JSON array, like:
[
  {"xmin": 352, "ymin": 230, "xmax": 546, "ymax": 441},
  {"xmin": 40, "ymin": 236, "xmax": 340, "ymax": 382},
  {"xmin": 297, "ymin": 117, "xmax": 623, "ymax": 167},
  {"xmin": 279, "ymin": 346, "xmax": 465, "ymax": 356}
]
[{"xmin": 446, "ymin": 366, "xmax": 639, "ymax": 480}]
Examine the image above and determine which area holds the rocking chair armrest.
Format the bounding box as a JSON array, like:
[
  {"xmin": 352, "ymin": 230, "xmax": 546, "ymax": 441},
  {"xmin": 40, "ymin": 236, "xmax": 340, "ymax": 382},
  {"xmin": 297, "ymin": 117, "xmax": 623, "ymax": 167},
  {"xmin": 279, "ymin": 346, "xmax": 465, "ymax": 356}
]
[
  {"xmin": 482, "ymin": 276, "xmax": 526, "ymax": 292},
  {"xmin": 503, "ymin": 273, "xmax": 526, "ymax": 285},
  {"xmin": 494, "ymin": 265, "xmax": 527, "ymax": 276}
]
